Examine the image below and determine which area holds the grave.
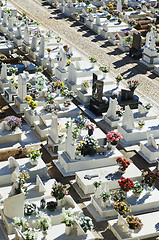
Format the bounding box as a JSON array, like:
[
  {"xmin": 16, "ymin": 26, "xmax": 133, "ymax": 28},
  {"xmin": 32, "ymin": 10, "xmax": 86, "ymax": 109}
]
[
  {"xmin": 117, "ymin": 89, "xmax": 139, "ymax": 109},
  {"xmin": 36, "ymin": 35, "xmax": 48, "ymax": 67},
  {"xmin": 129, "ymin": 32, "xmax": 142, "ymax": 59}
]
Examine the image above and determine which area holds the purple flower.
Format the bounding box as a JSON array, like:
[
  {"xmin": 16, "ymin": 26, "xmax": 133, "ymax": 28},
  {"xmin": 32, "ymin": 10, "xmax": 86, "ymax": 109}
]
[{"xmin": 4, "ymin": 116, "xmax": 22, "ymax": 131}]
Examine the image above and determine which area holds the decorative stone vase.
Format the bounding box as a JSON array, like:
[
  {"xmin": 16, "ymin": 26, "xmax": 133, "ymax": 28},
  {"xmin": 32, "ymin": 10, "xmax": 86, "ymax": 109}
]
[
  {"xmin": 91, "ymin": 62, "xmax": 95, "ymax": 68},
  {"xmin": 42, "ymin": 230, "xmax": 48, "ymax": 239},
  {"xmin": 81, "ymin": 84, "xmax": 88, "ymax": 93},
  {"xmin": 56, "ymin": 88, "xmax": 61, "ymax": 96},
  {"xmin": 101, "ymin": 199, "xmax": 109, "ymax": 208},
  {"xmin": 29, "ymin": 158, "xmax": 38, "ymax": 166},
  {"xmin": 65, "ymin": 225, "xmax": 73, "ymax": 235},
  {"xmin": 102, "ymin": 72, "xmax": 107, "ymax": 78},
  {"xmin": 94, "ymin": 185, "xmax": 102, "ymax": 199},
  {"xmin": 118, "ymin": 167, "xmax": 125, "ymax": 174},
  {"xmin": 146, "ymin": 186, "xmax": 153, "ymax": 195},
  {"xmin": 31, "ymin": 109, "xmax": 35, "ymax": 115},
  {"xmin": 57, "ymin": 199, "xmax": 63, "ymax": 209},
  {"xmin": 132, "ymin": 192, "xmax": 141, "ymax": 198}
]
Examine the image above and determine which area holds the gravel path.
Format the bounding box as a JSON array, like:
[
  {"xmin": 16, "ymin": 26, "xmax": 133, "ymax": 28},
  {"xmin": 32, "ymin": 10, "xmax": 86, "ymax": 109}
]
[{"xmin": 9, "ymin": 0, "xmax": 159, "ymax": 107}]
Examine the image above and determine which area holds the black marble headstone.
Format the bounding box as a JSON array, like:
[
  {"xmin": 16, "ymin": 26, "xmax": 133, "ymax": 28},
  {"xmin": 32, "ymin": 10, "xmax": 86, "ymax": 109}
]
[{"xmin": 132, "ymin": 32, "xmax": 141, "ymax": 50}]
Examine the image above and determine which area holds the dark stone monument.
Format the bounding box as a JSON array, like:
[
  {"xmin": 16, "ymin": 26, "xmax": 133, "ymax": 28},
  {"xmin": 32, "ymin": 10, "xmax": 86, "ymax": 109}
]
[
  {"xmin": 129, "ymin": 32, "xmax": 142, "ymax": 59},
  {"xmin": 117, "ymin": 89, "xmax": 139, "ymax": 109},
  {"xmin": 89, "ymin": 73, "xmax": 109, "ymax": 116}
]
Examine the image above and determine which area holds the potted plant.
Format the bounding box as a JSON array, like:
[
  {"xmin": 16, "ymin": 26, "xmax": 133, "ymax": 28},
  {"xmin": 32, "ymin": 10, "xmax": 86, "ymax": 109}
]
[
  {"xmin": 51, "ymin": 181, "xmax": 68, "ymax": 204},
  {"xmin": 81, "ymin": 135, "xmax": 99, "ymax": 156},
  {"xmin": 4, "ymin": 115, "xmax": 22, "ymax": 131},
  {"xmin": 13, "ymin": 217, "xmax": 30, "ymax": 232},
  {"xmin": 15, "ymin": 170, "xmax": 30, "ymax": 195},
  {"xmin": 132, "ymin": 181, "xmax": 144, "ymax": 198},
  {"xmin": 99, "ymin": 65, "xmax": 110, "ymax": 78},
  {"xmin": 66, "ymin": 60, "xmax": 71, "ymax": 67},
  {"xmin": 115, "ymin": 74, "xmax": 123, "ymax": 87},
  {"xmin": 118, "ymin": 177, "xmax": 134, "ymax": 195},
  {"xmin": 79, "ymin": 216, "xmax": 94, "ymax": 232},
  {"xmin": 126, "ymin": 215, "xmax": 143, "ymax": 230},
  {"xmin": 87, "ymin": 7, "xmax": 93, "ymax": 13},
  {"xmin": 115, "ymin": 32, "xmax": 120, "ymax": 40},
  {"xmin": 25, "ymin": 95, "xmax": 32, "ymax": 102},
  {"xmin": 28, "ymin": 148, "xmax": 41, "ymax": 165},
  {"xmin": 46, "ymin": 201, "xmax": 57, "ymax": 211},
  {"xmin": 138, "ymin": 120, "xmax": 145, "ymax": 128},
  {"xmin": 44, "ymin": 93, "xmax": 55, "ymax": 105},
  {"xmin": 89, "ymin": 56, "xmax": 97, "ymax": 68},
  {"xmin": 127, "ymin": 80, "xmax": 139, "ymax": 92},
  {"xmin": 36, "ymin": 66, "xmax": 43, "ymax": 73},
  {"xmin": 62, "ymin": 208, "xmax": 76, "ymax": 235},
  {"xmin": 141, "ymin": 170, "xmax": 159, "ymax": 194},
  {"xmin": 106, "ymin": 130, "xmax": 123, "ymax": 149},
  {"xmin": 28, "ymin": 99, "xmax": 37, "ymax": 114},
  {"xmin": 118, "ymin": 18, "xmax": 122, "ymax": 24},
  {"xmin": 113, "ymin": 200, "xmax": 131, "ymax": 216},
  {"xmin": 85, "ymin": 123, "xmax": 94, "ymax": 136},
  {"xmin": 116, "ymin": 157, "xmax": 130, "ymax": 173},
  {"xmin": 81, "ymin": 80, "xmax": 90, "ymax": 92},
  {"xmin": 106, "ymin": 14, "xmax": 111, "ymax": 20},
  {"xmin": 8, "ymin": 67, "xmax": 18, "ymax": 76},
  {"xmin": 100, "ymin": 192, "xmax": 110, "ymax": 208},
  {"xmin": 37, "ymin": 212, "xmax": 51, "ymax": 237}
]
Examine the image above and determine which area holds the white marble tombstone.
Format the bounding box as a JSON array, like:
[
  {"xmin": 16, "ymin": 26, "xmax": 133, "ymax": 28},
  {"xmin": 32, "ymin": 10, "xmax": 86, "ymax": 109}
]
[
  {"xmin": 58, "ymin": 48, "xmax": 67, "ymax": 70},
  {"xmin": 103, "ymin": 21, "xmax": 108, "ymax": 32},
  {"xmin": 10, "ymin": 167, "xmax": 19, "ymax": 183},
  {"xmin": 106, "ymin": 98, "xmax": 117, "ymax": 119},
  {"xmin": 0, "ymin": 121, "xmax": 10, "ymax": 131},
  {"xmin": 62, "ymin": 0, "xmax": 66, "ymax": 5},
  {"xmin": 1, "ymin": 63, "xmax": 7, "ymax": 81},
  {"xmin": 145, "ymin": 31, "xmax": 150, "ymax": 48},
  {"xmin": 15, "ymin": 26, "xmax": 22, "ymax": 39},
  {"xmin": 18, "ymin": 74, "xmax": 27, "ymax": 101},
  {"xmin": 2, "ymin": 12, "xmax": 8, "ymax": 27},
  {"xmin": 23, "ymin": 26, "xmax": 30, "ymax": 45},
  {"xmin": 66, "ymin": 123, "xmax": 76, "ymax": 160},
  {"xmin": 96, "ymin": 16, "xmax": 101, "ymax": 26},
  {"xmin": 67, "ymin": 62, "xmax": 77, "ymax": 84},
  {"xmin": 36, "ymin": 175, "xmax": 46, "ymax": 193},
  {"xmin": 138, "ymin": 104, "xmax": 148, "ymax": 114},
  {"xmin": 8, "ymin": 156, "xmax": 19, "ymax": 169},
  {"xmin": 30, "ymin": 36, "xmax": 37, "ymax": 51},
  {"xmin": 89, "ymin": 14, "xmax": 94, "ymax": 22},
  {"xmin": 76, "ymin": 61, "xmax": 81, "ymax": 70},
  {"xmin": 49, "ymin": 114, "xmax": 59, "ymax": 144},
  {"xmin": 8, "ymin": 15, "xmax": 13, "ymax": 31},
  {"xmin": 122, "ymin": 105, "xmax": 134, "ymax": 130},
  {"xmin": 67, "ymin": 0, "xmax": 73, "ymax": 8},
  {"xmin": 147, "ymin": 134, "xmax": 158, "ymax": 149},
  {"xmin": 4, "ymin": 192, "xmax": 25, "ymax": 219},
  {"xmin": 38, "ymin": 35, "xmax": 45, "ymax": 58},
  {"xmin": 117, "ymin": 0, "xmax": 122, "ymax": 12},
  {"xmin": 149, "ymin": 34, "xmax": 156, "ymax": 50},
  {"xmin": 82, "ymin": 8, "xmax": 88, "ymax": 17},
  {"xmin": 0, "ymin": 6, "xmax": 2, "ymax": 20}
]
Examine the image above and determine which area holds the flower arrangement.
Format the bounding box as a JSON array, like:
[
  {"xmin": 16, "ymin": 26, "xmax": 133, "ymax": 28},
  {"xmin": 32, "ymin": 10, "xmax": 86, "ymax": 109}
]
[
  {"xmin": 108, "ymin": 2, "xmax": 114, "ymax": 10},
  {"xmin": 35, "ymin": 75, "xmax": 46, "ymax": 91},
  {"xmin": 103, "ymin": 6, "xmax": 109, "ymax": 11},
  {"xmin": 33, "ymin": 29, "xmax": 41, "ymax": 38},
  {"xmin": 36, "ymin": 66, "xmax": 43, "ymax": 73},
  {"xmin": 132, "ymin": 181, "xmax": 144, "ymax": 195},
  {"xmin": 106, "ymin": 14, "xmax": 111, "ymax": 20},
  {"xmin": 28, "ymin": 149, "xmax": 41, "ymax": 162},
  {"xmin": 9, "ymin": 77, "xmax": 15, "ymax": 84},
  {"xmin": 100, "ymin": 192, "xmax": 110, "ymax": 202},
  {"xmin": 85, "ymin": 124, "xmax": 94, "ymax": 136},
  {"xmin": 118, "ymin": 177, "xmax": 134, "ymax": 192},
  {"xmin": 99, "ymin": 66, "xmax": 110, "ymax": 73},
  {"xmin": 30, "ymin": 90, "xmax": 39, "ymax": 100},
  {"xmin": 55, "ymin": 36, "xmax": 62, "ymax": 43},
  {"xmin": 110, "ymin": 189, "xmax": 127, "ymax": 202},
  {"xmin": 116, "ymin": 74, "xmax": 123, "ymax": 82},
  {"xmin": 73, "ymin": 115, "xmax": 87, "ymax": 129},
  {"xmin": 15, "ymin": 170, "xmax": 30, "ymax": 195},
  {"xmin": 14, "ymin": 82, "xmax": 18, "ymax": 89},
  {"xmin": 124, "ymin": 30, "xmax": 130, "ymax": 36},
  {"xmin": 27, "ymin": 82, "xmax": 32, "ymax": 91},
  {"xmin": 23, "ymin": 229, "xmax": 38, "ymax": 240},
  {"xmin": 61, "ymin": 208, "xmax": 76, "ymax": 226},
  {"xmin": 37, "ymin": 212, "xmax": 51, "ymax": 231},
  {"xmin": 52, "ymin": 80, "xmax": 64, "ymax": 90},
  {"xmin": 64, "ymin": 100, "xmax": 71, "ymax": 107},
  {"xmin": 112, "ymin": 10, "xmax": 120, "ymax": 17},
  {"xmin": 46, "ymin": 47, "xmax": 51, "ymax": 53},
  {"xmin": 61, "ymin": 87, "xmax": 74, "ymax": 98},
  {"xmin": 127, "ymin": 80, "xmax": 139, "ymax": 91},
  {"xmin": 87, "ymin": 7, "xmax": 93, "ymax": 13},
  {"xmin": 25, "ymin": 95, "xmax": 32, "ymax": 102},
  {"xmin": 13, "ymin": 217, "xmax": 30, "ymax": 231},
  {"xmin": 124, "ymin": 35, "xmax": 133, "ymax": 43},
  {"xmin": 8, "ymin": 67, "xmax": 18, "ymax": 75},
  {"xmin": 146, "ymin": 3, "xmax": 150, "ymax": 9},
  {"xmin": 89, "ymin": 56, "xmax": 97, "ymax": 63},
  {"xmin": 82, "ymin": 80, "xmax": 90, "ymax": 88},
  {"xmin": 138, "ymin": 120, "xmax": 145, "ymax": 128},
  {"xmin": 4, "ymin": 115, "xmax": 22, "ymax": 131},
  {"xmin": 126, "ymin": 215, "xmax": 143, "ymax": 230},
  {"xmin": 66, "ymin": 60, "xmax": 71, "ymax": 66},
  {"xmin": 93, "ymin": 181, "xmax": 101, "ymax": 189},
  {"xmin": 51, "ymin": 181, "xmax": 68, "ymax": 200},
  {"xmin": 44, "ymin": 93, "xmax": 55, "ymax": 105},
  {"xmin": 66, "ymin": 51, "xmax": 73, "ymax": 59},
  {"xmin": 81, "ymin": 136, "xmax": 99, "ymax": 156},
  {"xmin": 115, "ymin": 32, "xmax": 120, "ymax": 40},
  {"xmin": 128, "ymin": 18, "xmax": 136, "ymax": 26},
  {"xmin": 24, "ymin": 202, "xmax": 37, "ymax": 216},
  {"xmin": 79, "ymin": 217, "xmax": 94, "ymax": 232},
  {"xmin": 141, "ymin": 170, "xmax": 159, "ymax": 187},
  {"xmin": 113, "ymin": 200, "xmax": 131, "ymax": 215},
  {"xmin": 116, "ymin": 157, "xmax": 130, "ymax": 172},
  {"xmin": 106, "ymin": 131, "xmax": 123, "ymax": 145},
  {"xmin": 28, "ymin": 100, "xmax": 37, "ymax": 110}
]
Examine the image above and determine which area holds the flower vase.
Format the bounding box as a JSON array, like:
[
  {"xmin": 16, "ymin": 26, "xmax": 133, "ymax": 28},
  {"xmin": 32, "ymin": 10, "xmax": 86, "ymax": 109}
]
[
  {"xmin": 81, "ymin": 84, "xmax": 88, "ymax": 93},
  {"xmin": 103, "ymin": 72, "xmax": 107, "ymax": 79},
  {"xmin": 31, "ymin": 109, "xmax": 35, "ymax": 115},
  {"xmin": 29, "ymin": 158, "xmax": 38, "ymax": 166},
  {"xmin": 118, "ymin": 167, "xmax": 125, "ymax": 174},
  {"xmin": 107, "ymin": 141, "xmax": 112, "ymax": 150},
  {"xmin": 65, "ymin": 225, "xmax": 73, "ymax": 235},
  {"xmin": 94, "ymin": 185, "xmax": 102, "ymax": 199},
  {"xmin": 116, "ymin": 81, "xmax": 120, "ymax": 88},
  {"xmin": 91, "ymin": 62, "xmax": 95, "ymax": 68},
  {"xmin": 42, "ymin": 230, "xmax": 48, "ymax": 239},
  {"xmin": 146, "ymin": 186, "xmax": 153, "ymax": 195},
  {"xmin": 57, "ymin": 199, "xmax": 63, "ymax": 209},
  {"xmin": 56, "ymin": 88, "xmax": 61, "ymax": 96},
  {"xmin": 101, "ymin": 200, "xmax": 108, "ymax": 208},
  {"xmin": 132, "ymin": 192, "xmax": 141, "ymax": 198}
]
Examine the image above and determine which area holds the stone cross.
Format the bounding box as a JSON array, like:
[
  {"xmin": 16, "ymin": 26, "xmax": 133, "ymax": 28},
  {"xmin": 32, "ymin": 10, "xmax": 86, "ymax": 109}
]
[
  {"xmin": 58, "ymin": 48, "xmax": 67, "ymax": 69},
  {"xmin": 67, "ymin": 62, "xmax": 77, "ymax": 84},
  {"xmin": 122, "ymin": 105, "xmax": 134, "ymax": 130},
  {"xmin": 2, "ymin": 12, "xmax": 7, "ymax": 27},
  {"xmin": 15, "ymin": 26, "xmax": 22, "ymax": 39},
  {"xmin": 8, "ymin": 15, "xmax": 13, "ymax": 31},
  {"xmin": 1, "ymin": 63, "xmax": 7, "ymax": 81},
  {"xmin": 18, "ymin": 73, "xmax": 27, "ymax": 101},
  {"xmin": 106, "ymin": 98, "xmax": 117, "ymax": 119},
  {"xmin": 117, "ymin": 0, "xmax": 122, "ymax": 12},
  {"xmin": 66, "ymin": 123, "xmax": 76, "ymax": 160},
  {"xmin": 49, "ymin": 113, "xmax": 59, "ymax": 144},
  {"xmin": 147, "ymin": 133, "xmax": 158, "ymax": 149},
  {"xmin": 31, "ymin": 36, "xmax": 37, "ymax": 51},
  {"xmin": 84, "ymin": 174, "xmax": 99, "ymax": 180},
  {"xmin": 23, "ymin": 26, "xmax": 30, "ymax": 45},
  {"xmin": 38, "ymin": 35, "xmax": 45, "ymax": 58}
]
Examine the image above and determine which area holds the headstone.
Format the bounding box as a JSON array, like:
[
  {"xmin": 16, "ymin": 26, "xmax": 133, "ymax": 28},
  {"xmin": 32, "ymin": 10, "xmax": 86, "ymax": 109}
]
[
  {"xmin": 76, "ymin": 61, "xmax": 81, "ymax": 70},
  {"xmin": 62, "ymin": 0, "xmax": 66, "ymax": 5},
  {"xmin": 138, "ymin": 104, "xmax": 148, "ymax": 114},
  {"xmin": 103, "ymin": 21, "xmax": 108, "ymax": 32},
  {"xmin": 8, "ymin": 15, "xmax": 13, "ymax": 31},
  {"xmin": 145, "ymin": 31, "xmax": 151, "ymax": 48},
  {"xmin": 67, "ymin": 62, "xmax": 77, "ymax": 84},
  {"xmin": 147, "ymin": 134, "xmax": 158, "ymax": 149},
  {"xmin": 23, "ymin": 26, "xmax": 30, "ymax": 45},
  {"xmin": 18, "ymin": 74, "xmax": 27, "ymax": 101},
  {"xmin": 149, "ymin": 33, "xmax": 156, "ymax": 50},
  {"xmin": 15, "ymin": 26, "xmax": 22, "ymax": 39},
  {"xmin": 58, "ymin": 48, "xmax": 67, "ymax": 69},
  {"xmin": 38, "ymin": 35, "xmax": 45, "ymax": 58},
  {"xmin": 2, "ymin": 12, "xmax": 7, "ymax": 27},
  {"xmin": 30, "ymin": 36, "xmax": 37, "ymax": 51},
  {"xmin": 0, "ymin": 6, "xmax": 2, "ymax": 20},
  {"xmin": 1, "ymin": 63, "xmax": 7, "ymax": 81},
  {"xmin": 122, "ymin": 105, "xmax": 134, "ymax": 130},
  {"xmin": 93, "ymin": 80, "xmax": 103, "ymax": 103},
  {"xmin": 121, "ymin": 89, "xmax": 133, "ymax": 101},
  {"xmin": 10, "ymin": 167, "xmax": 19, "ymax": 183},
  {"xmin": 89, "ymin": 13, "xmax": 94, "ymax": 22},
  {"xmin": 36, "ymin": 175, "xmax": 46, "ymax": 193},
  {"xmin": 67, "ymin": 0, "xmax": 73, "ymax": 7},
  {"xmin": 96, "ymin": 16, "xmax": 101, "ymax": 26},
  {"xmin": 117, "ymin": 0, "xmax": 122, "ymax": 12},
  {"xmin": 82, "ymin": 8, "xmax": 88, "ymax": 17},
  {"xmin": 4, "ymin": 192, "xmax": 25, "ymax": 219},
  {"xmin": 49, "ymin": 114, "xmax": 59, "ymax": 144},
  {"xmin": 106, "ymin": 98, "xmax": 118, "ymax": 119},
  {"xmin": 8, "ymin": 156, "xmax": 19, "ymax": 169},
  {"xmin": 66, "ymin": 123, "xmax": 76, "ymax": 160},
  {"xmin": 1, "ymin": 121, "xmax": 10, "ymax": 131},
  {"xmin": 132, "ymin": 32, "xmax": 141, "ymax": 50}
]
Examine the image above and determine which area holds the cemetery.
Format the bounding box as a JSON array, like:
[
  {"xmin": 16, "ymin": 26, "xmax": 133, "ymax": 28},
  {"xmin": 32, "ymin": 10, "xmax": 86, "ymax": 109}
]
[{"xmin": 0, "ymin": 0, "xmax": 158, "ymax": 239}]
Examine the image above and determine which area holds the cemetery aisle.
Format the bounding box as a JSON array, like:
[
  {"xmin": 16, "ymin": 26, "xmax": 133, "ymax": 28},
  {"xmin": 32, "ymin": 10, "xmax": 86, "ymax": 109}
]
[{"xmin": 9, "ymin": 0, "xmax": 159, "ymax": 106}]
